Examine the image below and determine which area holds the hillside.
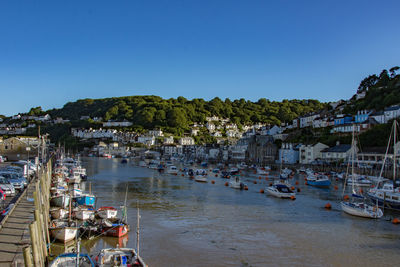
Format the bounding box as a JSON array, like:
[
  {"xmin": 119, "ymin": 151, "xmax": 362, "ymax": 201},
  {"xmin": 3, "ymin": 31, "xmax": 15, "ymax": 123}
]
[{"xmin": 46, "ymin": 96, "xmax": 325, "ymax": 133}]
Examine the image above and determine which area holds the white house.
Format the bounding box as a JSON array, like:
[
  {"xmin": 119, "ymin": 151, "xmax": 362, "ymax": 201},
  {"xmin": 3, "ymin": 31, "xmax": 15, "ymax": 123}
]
[
  {"xmin": 384, "ymin": 106, "xmax": 400, "ymax": 122},
  {"xmin": 137, "ymin": 136, "xmax": 155, "ymax": 146},
  {"xmin": 208, "ymin": 148, "xmax": 220, "ymax": 159},
  {"xmin": 191, "ymin": 128, "xmax": 199, "ymax": 136},
  {"xmin": 370, "ymin": 111, "xmax": 385, "ymax": 124},
  {"xmin": 206, "ymin": 122, "xmax": 215, "ymax": 132},
  {"xmin": 164, "ymin": 136, "xmax": 174, "ymax": 145},
  {"xmin": 212, "ymin": 131, "xmax": 222, "ymax": 137},
  {"xmin": 149, "ymin": 129, "xmax": 163, "ymax": 137},
  {"xmin": 179, "ymin": 137, "xmax": 195, "ymax": 146},
  {"xmin": 300, "ymin": 114, "xmax": 319, "ymax": 128},
  {"xmin": 299, "ymin": 142, "xmax": 329, "ymax": 164},
  {"xmin": 320, "ymin": 144, "xmax": 353, "ymax": 163}
]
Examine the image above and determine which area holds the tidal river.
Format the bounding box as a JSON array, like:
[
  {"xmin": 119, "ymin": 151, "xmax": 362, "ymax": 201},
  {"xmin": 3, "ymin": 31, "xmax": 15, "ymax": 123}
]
[{"xmin": 62, "ymin": 157, "xmax": 400, "ymax": 267}]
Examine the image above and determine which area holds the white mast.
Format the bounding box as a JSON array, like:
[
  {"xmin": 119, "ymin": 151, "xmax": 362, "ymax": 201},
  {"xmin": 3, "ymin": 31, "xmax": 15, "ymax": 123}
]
[
  {"xmin": 136, "ymin": 201, "xmax": 141, "ymax": 258},
  {"xmin": 394, "ymin": 121, "xmax": 397, "ymax": 192}
]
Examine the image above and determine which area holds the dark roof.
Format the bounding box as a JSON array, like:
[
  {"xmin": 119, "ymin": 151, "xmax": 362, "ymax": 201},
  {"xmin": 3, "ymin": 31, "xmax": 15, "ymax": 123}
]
[
  {"xmin": 384, "ymin": 105, "xmax": 400, "ymax": 112},
  {"xmin": 322, "ymin": 144, "xmax": 351, "ymax": 153}
]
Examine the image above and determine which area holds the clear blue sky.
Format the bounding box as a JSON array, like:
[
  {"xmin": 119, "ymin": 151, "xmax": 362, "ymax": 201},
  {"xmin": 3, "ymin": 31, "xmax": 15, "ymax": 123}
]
[{"xmin": 1, "ymin": 0, "xmax": 399, "ymax": 116}]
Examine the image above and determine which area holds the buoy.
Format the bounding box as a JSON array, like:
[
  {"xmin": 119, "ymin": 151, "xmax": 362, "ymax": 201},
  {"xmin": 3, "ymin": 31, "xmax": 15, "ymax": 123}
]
[
  {"xmin": 290, "ymin": 195, "xmax": 296, "ymax": 200},
  {"xmin": 254, "ymin": 171, "xmax": 257, "ymax": 174},
  {"xmin": 343, "ymin": 195, "xmax": 350, "ymax": 201},
  {"xmin": 259, "ymin": 176, "xmax": 261, "ymax": 180},
  {"xmin": 295, "ymin": 181, "xmax": 299, "ymax": 185},
  {"xmin": 392, "ymin": 218, "xmax": 400, "ymax": 224},
  {"xmin": 225, "ymin": 182, "xmax": 229, "ymax": 186},
  {"xmin": 244, "ymin": 186, "xmax": 249, "ymax": 190},
  {"xmin": 269, "ymin": 183, "xmax": 273, "ymax": 186},
  {"xmin": 175, "ymin": 173, "xmax": 177, "ymax": 176},
  {"xmin": 260, "ymin": 189, "xmax": 264, "ymax": 194},
  {"xmin": 291, "ymin": 186, "xmax": 295, "ymax": 191},
  {"xmin": 215, "ymin": 174, "xmax": 218, "ymax": 177},
  {"xmin": 265, "ymin": 177, "xmax": 268, "ymax": 181},
  {"xmin": 211, "ymin": 180, "xmax": 215, "ymax": 184},
  {"xmin": 297, "ymin": 188, "xmax": 301, "ymax": 192},
  {"xmin": 359, "ymin": 188, "xmax": 363, "ymax": 194},
  {"xmin": 304, "ymin": 178, "xmax": 307, "ymax": 181},
  {"xmin": 336, "ymin": 178, "xmax": 339, "ymax": 181},
  {"xmin": 334, "ymin": 186, "xmax": 338, "ymax": 190},
  {"xmin": 325, "ymin": 203, "xmax": 332, "ymax": 209},
  {"xmin": 181, "ymin": 174, "xmax": 184, "ymax": 177},
  {"xmin": 305, "ymin": 181, "xmax": 308, "ymax": 185},
  {"xmin": 253, "ymin": 181, "xmax": 257, "ymax": 184}
]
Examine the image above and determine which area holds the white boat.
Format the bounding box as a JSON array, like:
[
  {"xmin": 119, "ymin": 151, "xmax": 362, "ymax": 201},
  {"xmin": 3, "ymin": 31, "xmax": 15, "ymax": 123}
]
[
  {"xmin": 94, "ymin": 247, "xmax": 147, "ymax": 267},
  {"xmin": 49, "ymin": 253, "xmax": 95, "ymax": 267},
  {"xmin": 266, "ymin": 182, "xmax": 296, "ymax": 199},
  {"xmin": 341, "ymin": 201, "xmax": 383, "ymax": 218},
  {"xmin": 49, "ymin": 221, "xmax": 78, "ymax": 242},
  {"xmin": 368, "ymin": 121, "xmax": 400, "ymax": 211},
  {"xmin": 194, "ymin": 169, "xmax": 207, "ymax": 182},
  {"xmin": 229, "ymin": 177, "xmax": 245, "ymax": 189},
  {"xmin": 50, "ymin": 194, "xmax": 71, "ymax": 208},
  {"xmin": 74, "ymin": 208, "xmax": 95, "ymax": 221},
  {"xmin": 346, "ymin": 175, "xmax": 372, "ymax": 187},
  {"xmin": 50, "ymin": 208, "xmax": 68, "ymax": 220},
  {"xmin": 97, "ymin": 206, "xmax": 118, "ymax": 219},
  {"xmin": 167, "ymin": 165, "xmax": 179, "ymax": 175},
  {"xmin": 342, "ymin": 125, "xmax": 383, "ymax": 219}
]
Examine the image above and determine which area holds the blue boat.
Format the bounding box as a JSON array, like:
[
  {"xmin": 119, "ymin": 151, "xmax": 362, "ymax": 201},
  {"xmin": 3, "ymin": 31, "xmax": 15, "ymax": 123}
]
[
  {"xmin": 74, "ymin": 194, "xmax": 96, "ymax": 206},
  {"xmin": 306, "ymin": 175, "xmax": 331, "ymax": 187},
  {"xmin": 49, "ymin": 253, "xmax": 95, "ymax": 267}
]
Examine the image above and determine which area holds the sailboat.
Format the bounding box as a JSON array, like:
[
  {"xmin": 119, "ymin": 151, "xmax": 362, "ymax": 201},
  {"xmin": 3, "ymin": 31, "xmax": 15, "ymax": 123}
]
[
  {"xmin": 266, "ymin": 150, "xmax": 296, "ymax": 199},
  {"xmin": 341, "ymin": 125, "xmax": 383, "ymax": 218},
  {"xmin": 102, "ymin": 186, "xmax": 130, "ymax": 237},
  {"xmin": 367, "ymin": 120, "xmax": 400, "ymax": 210}
]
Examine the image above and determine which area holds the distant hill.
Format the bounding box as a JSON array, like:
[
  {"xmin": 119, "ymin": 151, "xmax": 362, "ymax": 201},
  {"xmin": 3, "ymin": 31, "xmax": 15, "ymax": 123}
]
[{"xmin": 46, "ymin": 96, "xmax": 325, "ymax": 132}]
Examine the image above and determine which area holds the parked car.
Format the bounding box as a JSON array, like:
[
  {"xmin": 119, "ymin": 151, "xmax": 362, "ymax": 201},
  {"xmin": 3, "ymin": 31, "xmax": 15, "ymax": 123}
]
[
  {"xmin": 0, "ymin": 177, "xmax": 15, "ymax": 196},
  {"xmin": 0, "ymin": 172, "xmax": 25, "ymax": 191}
]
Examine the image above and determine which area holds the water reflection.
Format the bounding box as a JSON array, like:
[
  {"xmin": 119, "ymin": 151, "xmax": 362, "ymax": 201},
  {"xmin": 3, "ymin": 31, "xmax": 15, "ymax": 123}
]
[{"xmin": 64, "ymin": 157, "xmax": 400, "ymax": 266}]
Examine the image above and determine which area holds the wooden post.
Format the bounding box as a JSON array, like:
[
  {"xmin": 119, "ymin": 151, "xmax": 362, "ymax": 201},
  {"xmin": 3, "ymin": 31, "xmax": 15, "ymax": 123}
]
[
  {"xmin": 23, "ymin": 246, "xmax": 33, "ymax": 267},
  {"xmin": 30, "ymin": 222, "xmax": 41, "ymax": 267}
]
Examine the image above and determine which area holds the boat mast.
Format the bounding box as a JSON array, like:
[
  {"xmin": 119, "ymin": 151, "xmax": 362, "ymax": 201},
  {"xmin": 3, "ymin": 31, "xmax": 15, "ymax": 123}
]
[
  {"xmin": 394, "ymin": 120, "xmax": 397, "ymax": 192},
  {"xmin": 136, "ymin": 201, "xmax": 141, "ymax": 258},
  {"xmin": 351, "ymin": 125, "xmax": 355, "ymax": 195},
  {"xmin": 123, "ymin": 185, "xmax": 128, "ymax": 223}
]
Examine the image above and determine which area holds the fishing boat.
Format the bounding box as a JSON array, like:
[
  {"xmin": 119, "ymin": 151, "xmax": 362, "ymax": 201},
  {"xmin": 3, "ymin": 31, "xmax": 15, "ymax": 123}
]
[
  {"xmin": 101, "ymin": 220, "xmax": 130, "ymax": 237},
  {"xmin": 94, "ymin": 247, "xmax": 147, "ymax": 267},
  {"xmin": 97, "ymin": 206, "xmax": 118, "ymax": 219},
  {"xmin": 306, "ymin": 173, "xmax": 331, "ymax": 187},
  {"xmin": 95, "ymin": 202, "xmax": 147, "ymax": 266},
  {"xmin": 74, "ymin": 193, "xmax": 96, "ymax": 206},
  {"xmin": 74, "ymin": 207, "xmax": 95, "ymax": 221},
  {"xmin": 229, "ymin": 176, "xmax": 245, "ymax": 189},
  {"xmin": 341, "ymin": 125, "xmax": 383, "ymax": 218},
  {"xmin": 50, "ymin": 194, "xmax": 71, "ymax": 208},
  {"xmin": 266, "ymin": 182, "xmax": 296, "ymax": 199},
  {"xmin": 50, "ymin": 208, "xmax": 68, "ymax": 220},
  {"xmin": 49, "ymin": 221, "xmax": 78, "ymax": 242},
  {"xmin": 49, "ymin": 253, "xmax": 95, "ymax": 267}
]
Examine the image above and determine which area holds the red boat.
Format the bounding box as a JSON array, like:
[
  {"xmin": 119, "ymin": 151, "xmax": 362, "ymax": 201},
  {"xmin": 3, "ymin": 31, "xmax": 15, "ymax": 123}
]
[{"xmin": 102, "ymin": 220, "xmax": 129, "ymax": 237}]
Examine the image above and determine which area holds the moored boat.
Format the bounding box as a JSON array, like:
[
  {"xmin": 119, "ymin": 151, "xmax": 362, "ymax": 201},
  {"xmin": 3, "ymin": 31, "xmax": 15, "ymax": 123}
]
[
  {"xmin": 97, "ymin": 206, "xmax": 118, "ymax": 219},
  {"xmin": 49, "ymin": 253, "xmax": 95, "ymax": 267},
  {"xmin": 266, "ymin": 182, "xmax": 296, "ymax": 199},
  {"xmin": 94, "ymin": 247, "xmax": 147, "ymax": 267}
]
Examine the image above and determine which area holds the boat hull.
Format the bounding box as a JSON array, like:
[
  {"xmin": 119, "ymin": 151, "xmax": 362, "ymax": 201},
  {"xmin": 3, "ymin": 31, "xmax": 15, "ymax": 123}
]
[
  {"xmin": 50, "ymin": 227, "xmax": 78, "ymax": 242},
  {"xmin": 102, "ymin": 224, "xmax": 129, "ymax": 237},
  {"xmin": 74, "ymin": 195, "xmax": 96, "ymax": 206},
  {"xmin": 341, "ymin": 201, "xmax": 383, "ymax": 218}
]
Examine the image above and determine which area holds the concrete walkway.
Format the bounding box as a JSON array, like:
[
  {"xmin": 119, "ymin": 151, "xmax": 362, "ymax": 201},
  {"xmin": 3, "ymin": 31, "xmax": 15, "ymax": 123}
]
[{"xmin": 0, "ymin": 183, "xmax": 36, "ymax": 266}]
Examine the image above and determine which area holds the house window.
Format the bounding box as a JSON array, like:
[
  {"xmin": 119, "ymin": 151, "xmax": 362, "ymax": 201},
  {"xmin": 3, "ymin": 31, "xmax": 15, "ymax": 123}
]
[{"xmin": 5, "ymin": 145, "xmax": 8, "ymax": 150}]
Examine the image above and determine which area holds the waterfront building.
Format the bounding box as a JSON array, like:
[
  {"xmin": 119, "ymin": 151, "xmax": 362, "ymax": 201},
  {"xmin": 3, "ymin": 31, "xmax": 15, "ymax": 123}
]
[
  {"xmin": 102, "ymin": 121, "xmax": 133, "ymax": 127},
  {"xmin": 149, "ymin": 129, "xmax": 163, "ymax": 137},
  {"xmin": 300, "ymin": 113, "xmax": 319, "ymax": 128},
  {"xmin": 370, "ymin": 111, "xmax": 385, "ymax": 124},
  {"xmin": 163, "ymin": 136, "xmax": 174, "ymax": 145},
  {"xmin": 320, "ymin": 144, "xmax": 352, "ymax": 163},
  {"xmin": 277, "ymin": 143, "xmax": 299, "ymax": 164},
  {"xmin": 354, "ymin": 110, "xmax": 372, "ymax": 123},
  {"xmin": 299, "ymin": 142, "xmax": 329, "ymax": 164},
  {"xmin": 384, "ymin": 105, "xmax": 400, "ymax": 122},
  {"xmin": 246, "ymin": 135, "xmax": 277, "ymax": 164}
]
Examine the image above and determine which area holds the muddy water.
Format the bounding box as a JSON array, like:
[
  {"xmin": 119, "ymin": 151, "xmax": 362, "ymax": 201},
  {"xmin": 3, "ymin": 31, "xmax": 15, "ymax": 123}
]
[{"xmin": 56, "ymin": 158, "xmax": 400, "ymax": 267}]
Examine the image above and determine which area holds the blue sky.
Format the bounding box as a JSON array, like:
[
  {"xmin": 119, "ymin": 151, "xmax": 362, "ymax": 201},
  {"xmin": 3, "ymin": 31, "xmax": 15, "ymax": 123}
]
[{"xmin": 0, "ymin": 0, "xmax": 399, "ymax": 116}]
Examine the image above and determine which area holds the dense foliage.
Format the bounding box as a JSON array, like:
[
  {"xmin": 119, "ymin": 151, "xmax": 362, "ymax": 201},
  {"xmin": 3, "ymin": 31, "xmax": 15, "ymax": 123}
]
[
  {"xmin": 344, "ymin": 66, "xmax": 400, "ymax": 114},
  {"xmin": 48, "ymin": 96, "xmax": 325, "ymax": 132}
]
